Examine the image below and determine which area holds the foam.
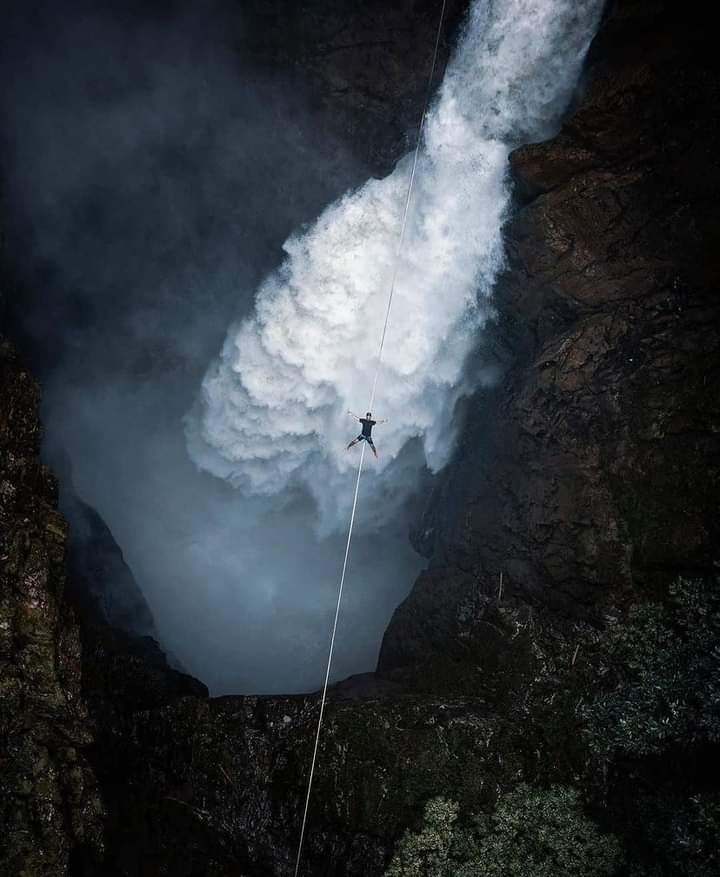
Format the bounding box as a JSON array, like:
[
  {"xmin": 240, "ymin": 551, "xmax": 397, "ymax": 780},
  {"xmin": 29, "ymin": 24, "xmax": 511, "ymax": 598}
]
[{"xmin": 187, "ymin": 0, "xmax": 604, "ymax": 521}]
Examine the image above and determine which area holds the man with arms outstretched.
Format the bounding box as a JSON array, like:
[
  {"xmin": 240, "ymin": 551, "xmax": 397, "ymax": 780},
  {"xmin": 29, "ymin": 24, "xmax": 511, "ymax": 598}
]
[{"xmin": 346, "ymin": 411, "xmax": 386, "ymax": 458}]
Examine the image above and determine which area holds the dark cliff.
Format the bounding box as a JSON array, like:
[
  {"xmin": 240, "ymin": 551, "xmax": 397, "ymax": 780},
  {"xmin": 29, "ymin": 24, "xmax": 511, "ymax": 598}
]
[
  {"xmin": 378, "ymin": 0, "xmax": 720, "ymax": 690},
  {"xmin": 2, "ymin": 1, "xmax": 719, "ymax": 875},
  {"xmin": 0, "ymin": 341, "xmax": 105, "ymax": 872}
]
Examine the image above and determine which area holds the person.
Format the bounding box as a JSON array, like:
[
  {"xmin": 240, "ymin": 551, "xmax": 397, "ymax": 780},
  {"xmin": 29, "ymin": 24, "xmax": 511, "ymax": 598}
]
[{"xmin": 346, "ymin": 410, "xmax": 387, "ymax": 458}]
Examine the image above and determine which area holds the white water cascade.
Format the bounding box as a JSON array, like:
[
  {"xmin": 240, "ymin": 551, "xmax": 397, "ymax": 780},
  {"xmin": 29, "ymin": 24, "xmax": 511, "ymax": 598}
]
[{"xmin": 187, "ymin": 0, "xmax": 604, "ymax": 528}]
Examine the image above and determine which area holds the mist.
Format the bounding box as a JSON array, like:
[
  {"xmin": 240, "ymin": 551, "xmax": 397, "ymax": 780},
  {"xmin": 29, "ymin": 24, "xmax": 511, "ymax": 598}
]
[{"xmin": 1, "ymin": 0, "xmax": 603, "ymax": 694}]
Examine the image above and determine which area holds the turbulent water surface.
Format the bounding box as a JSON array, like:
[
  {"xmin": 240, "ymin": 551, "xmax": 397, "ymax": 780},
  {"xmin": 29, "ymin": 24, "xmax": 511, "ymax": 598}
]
[{"xmin": 189, "ymin": 0, "xmax": 604, "ymax": 521}]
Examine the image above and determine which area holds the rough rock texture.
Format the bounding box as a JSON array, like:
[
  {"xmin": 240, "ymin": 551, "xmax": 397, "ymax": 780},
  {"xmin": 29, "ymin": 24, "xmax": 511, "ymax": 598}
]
[
  {"xmin": 239, "ymin": 0, "xmax": 468, "ymax": 174},
  {"xmin": 0, "ymin": 337, "xmax": 208, "ymax": 876},
  {"xmin": 0, "ymin": 340, "xmax": 104, "ymax": 874},
  {"xmin": 2, "ymin": 1, "xmax": 720, "ymax": 875},
  {"xmin": 378, "ymin": 0, "xmax": 720, "ymax": 689},
  {"xmin": 88, "ymin": 598, "xmax": 601, "ymax": 876}
]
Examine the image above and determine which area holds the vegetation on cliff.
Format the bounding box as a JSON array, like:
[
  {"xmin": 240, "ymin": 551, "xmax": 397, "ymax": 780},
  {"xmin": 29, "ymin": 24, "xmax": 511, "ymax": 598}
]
[
  {"xmin": 1, "ymin": 0, "xmax": 718, "ymax": 874},
  {"xmin": 385, "ymin": 575, "xmax": 720, "ymax": 877},
  {"xmin": 385, "ymin": 787, "xmax": 620, "ymax": 877}
]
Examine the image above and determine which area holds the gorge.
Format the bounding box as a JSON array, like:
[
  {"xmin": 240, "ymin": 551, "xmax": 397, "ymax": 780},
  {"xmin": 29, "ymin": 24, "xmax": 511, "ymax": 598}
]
[{"xmin": 1, "ymin": 0, "xmax": 719, "ymax": 874}]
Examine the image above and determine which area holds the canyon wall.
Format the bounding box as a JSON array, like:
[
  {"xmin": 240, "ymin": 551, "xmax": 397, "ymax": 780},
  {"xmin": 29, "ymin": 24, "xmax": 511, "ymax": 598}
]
[{"xmin": 2, "ymin": 1, "xmax": 719, "ymax": 875}]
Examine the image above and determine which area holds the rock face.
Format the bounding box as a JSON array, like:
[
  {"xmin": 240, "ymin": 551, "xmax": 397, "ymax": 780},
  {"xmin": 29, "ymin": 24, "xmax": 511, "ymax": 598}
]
[
  {"xmin": 0, "ymin": 341, "xmax": 104, "ymax": 874},
  {"xmin": 0, "ymin": 337, "xmax": 207, "ymax": 876},
  {"xmin": 52, "ymin": 450, "xmax": 158, "ymax": 640},
  {"xmin": 2, "ymin": 0, "xmax": 720, "ymax": 875},
  {"xmin": 239, "ymin": 0, "xmax": 468, "ymax": 174},
  {"xmin": 378, "ymin": 0, "xmax": 720, "ymax": 688}
]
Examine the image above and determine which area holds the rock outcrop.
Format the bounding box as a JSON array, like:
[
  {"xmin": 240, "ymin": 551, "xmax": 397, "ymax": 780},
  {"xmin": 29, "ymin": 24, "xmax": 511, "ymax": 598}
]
[
  {"xmin": 238, "ymin": 0, "xmax": 468, "ymax": 174},
  {"xmin": 0, "ymin": 341, "xmax": 104, "ymax": 874},
  {"xmin": 378, "ymin": 0, "xmax": 720, "ymax": 689},
  {"xmin": 2, "ymin": 0, "xmax": 719, "ymax": 875}
]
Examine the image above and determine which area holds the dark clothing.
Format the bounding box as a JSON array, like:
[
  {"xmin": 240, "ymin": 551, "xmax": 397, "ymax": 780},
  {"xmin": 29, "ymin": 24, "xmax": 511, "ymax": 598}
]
[
  {"xmin": 347, "ymin": 414, "xmax": 381, "ymax": 457},
  {"xmin": 360, "ymin": 417, "xmax": 376, "ymax": 437}
]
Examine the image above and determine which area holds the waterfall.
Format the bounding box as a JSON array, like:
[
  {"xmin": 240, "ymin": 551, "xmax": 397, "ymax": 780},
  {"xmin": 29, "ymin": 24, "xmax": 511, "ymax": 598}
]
[{"xmin": 187, "ymin": 0, "xmax": 604, "ymax": 527}]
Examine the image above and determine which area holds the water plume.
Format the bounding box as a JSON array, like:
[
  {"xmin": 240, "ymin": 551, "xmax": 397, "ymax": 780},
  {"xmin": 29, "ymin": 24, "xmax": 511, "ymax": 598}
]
[{"xmin": 189, "ymin": 0, "xmax": 605, "ymax": 531}]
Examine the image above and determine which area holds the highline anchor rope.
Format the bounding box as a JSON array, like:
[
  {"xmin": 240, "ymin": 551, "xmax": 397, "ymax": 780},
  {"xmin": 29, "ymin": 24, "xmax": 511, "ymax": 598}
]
[{"xmin": 293, "ymin": 2, "xmax": 448, "ymax": 873}]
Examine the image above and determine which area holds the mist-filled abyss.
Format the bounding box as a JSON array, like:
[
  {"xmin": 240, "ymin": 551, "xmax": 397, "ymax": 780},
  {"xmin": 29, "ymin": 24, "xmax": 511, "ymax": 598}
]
[{"xmin": 1, "ymin": 0, "xmax": 602, "ymax": 694}]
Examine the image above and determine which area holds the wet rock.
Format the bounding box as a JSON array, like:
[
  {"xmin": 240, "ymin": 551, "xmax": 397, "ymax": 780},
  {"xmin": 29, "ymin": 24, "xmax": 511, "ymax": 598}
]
[
  {"xmin": 378, "ymin": 0, "xmax": 720, "ymax": 686},
  {"xmin": 2, "ymin": 1, "xmax": 720, "ymax": 874},
  {"xmin": 238, "ymin": 0, "xmax": 468, "ymax": 175},
  {"xmin": 0, "ymin": 339, "xmax": 105, "ymax": 875}
]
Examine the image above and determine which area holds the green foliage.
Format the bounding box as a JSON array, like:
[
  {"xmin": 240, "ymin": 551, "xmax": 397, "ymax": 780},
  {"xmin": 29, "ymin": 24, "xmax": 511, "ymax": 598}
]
[
  {"xmin": 666, "ymin": 792, "xmax": 720, "ymax": 877},
  {"xmin": 385, "ymin": 785, "xmax": 622, "ymax": 877},
  {"xmin": 384, "ymin": 798, "xmax": 461, "ymax": 877},
  {"xmin": 386, "ymin": 578, "xmax": 720, "ymax": 877},
  {"xmin": 576, "ymin": 577, "xmax": 720, "ymax": 875},
  {"xmin": 469, "ymin": 785, "xmax": 622, "ymax": 877},
  {"xmin": 673, "ymin": 792, "xmax": 720, "ymax": 873},
  {"xmin": 627, "ymin": 792, "xmax": 720, "ymax": 877},
  {"xmin": 582, "ymin": 577, "xmax": 720, "ymax": 759}
]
